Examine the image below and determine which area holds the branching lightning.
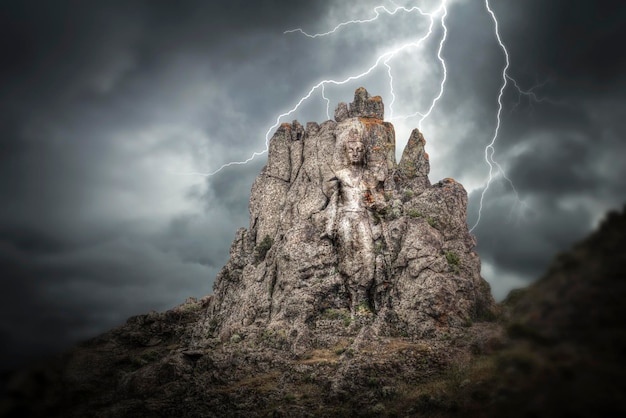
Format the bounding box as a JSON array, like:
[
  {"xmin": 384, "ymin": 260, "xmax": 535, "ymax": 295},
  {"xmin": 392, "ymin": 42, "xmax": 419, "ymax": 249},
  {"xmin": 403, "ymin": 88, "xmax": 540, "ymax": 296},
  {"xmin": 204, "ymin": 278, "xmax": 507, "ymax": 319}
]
[
  {"xmin": 182, "ymin": 0, "xmax": 537, "ymax": 233},
  {"xmin": 181, "ymin": 2, "xmax": 445, "ymax": 177},
  {"xmin": 469, "ymin": 0, "xmax": 526, "ymax": 232},
  {"xmin": 384, "ymin": 58, "xmax": 396, "ymax": 120},
  {"xmin": 468, "ymin": 0, "xmax": 510, "ymax": 232},
  {"xmin": 389, "ymin": 4, "xmax": 448, "ymax": 131},
  {"xmin": 171, "ymin": 150, "xmax": 268, "ymax": 177},
  {"xmin": 284, "ymin": 4, "xmax": 432, "ymax": 38},
  {"xmin": 321, "ymin": 84, "xmax": 331, "ymax": 120},
  {"xmin": 508, "ymin": 76, "xmax": 562, "ymax": 114}
]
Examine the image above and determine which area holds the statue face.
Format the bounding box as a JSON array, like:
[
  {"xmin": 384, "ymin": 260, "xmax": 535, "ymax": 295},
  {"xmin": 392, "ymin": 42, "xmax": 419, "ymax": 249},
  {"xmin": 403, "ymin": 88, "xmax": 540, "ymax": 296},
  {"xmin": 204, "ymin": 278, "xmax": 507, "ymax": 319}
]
[{"xmin": 346, "ymin": 141, "xmax": 365, "ymax": 165}]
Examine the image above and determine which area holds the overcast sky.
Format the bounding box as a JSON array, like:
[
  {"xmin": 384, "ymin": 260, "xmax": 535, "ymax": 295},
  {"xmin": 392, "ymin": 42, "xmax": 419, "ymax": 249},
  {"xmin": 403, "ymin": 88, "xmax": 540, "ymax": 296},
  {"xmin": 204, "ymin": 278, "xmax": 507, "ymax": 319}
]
[{"xmin": 1, "ymin": 0, "xmax": 625, "ymax": 370}]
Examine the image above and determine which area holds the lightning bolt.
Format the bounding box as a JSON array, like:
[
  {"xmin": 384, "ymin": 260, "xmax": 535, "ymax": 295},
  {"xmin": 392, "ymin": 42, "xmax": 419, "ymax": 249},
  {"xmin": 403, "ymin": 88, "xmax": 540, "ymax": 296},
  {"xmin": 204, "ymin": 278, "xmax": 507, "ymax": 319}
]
[
  {"xmin": 286, "ymin": 3, "xmax": 448, "ymax": 129},
  {"xmin": 508, "ymin": 76, "xmax": 563, "ymax": 116},
  {"xmin": 181, "ymin": 0, "xmax": 530, "ymax": 235},
  {"xmin": 284, "ymin": 4, "xmax": 433, "ymax": 38},
  {"xmin": 181, "ymin": 2, "xmax": 447, "ymax": 177},
  {"xmin": 389, "ymin": 4, "xmax": 447, "ymax": 131},
  {"xmin": 321, "ymin": 84, "xmax": 331, "ymax": 121},
  {"xmin": 469, "ymin": 0, "xmax": 522, "ymax": 232}
]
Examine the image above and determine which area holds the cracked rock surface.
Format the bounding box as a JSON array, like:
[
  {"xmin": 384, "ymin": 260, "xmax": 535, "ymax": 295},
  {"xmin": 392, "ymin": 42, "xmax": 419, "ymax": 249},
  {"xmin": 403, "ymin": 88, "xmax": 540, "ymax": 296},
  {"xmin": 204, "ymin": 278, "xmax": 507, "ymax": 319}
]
[{"xmin": 206, "ymin": 87, "xmax": 497, "ymax": 346}]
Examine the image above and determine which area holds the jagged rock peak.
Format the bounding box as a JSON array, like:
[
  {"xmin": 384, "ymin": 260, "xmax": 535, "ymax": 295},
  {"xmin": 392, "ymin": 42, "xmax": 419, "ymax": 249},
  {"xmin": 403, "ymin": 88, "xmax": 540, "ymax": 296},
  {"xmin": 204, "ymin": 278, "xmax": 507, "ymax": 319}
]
[
  {"xmin": 398, "ymin": 128, "xmax": 431, "ymax": 194},
  {"xmin": 204, "ymin": 88, "xmax": 496, "ymax": 350},
  {"xmin": 335, "ymin": 86, "xmax": 384, "ymax": 122}
]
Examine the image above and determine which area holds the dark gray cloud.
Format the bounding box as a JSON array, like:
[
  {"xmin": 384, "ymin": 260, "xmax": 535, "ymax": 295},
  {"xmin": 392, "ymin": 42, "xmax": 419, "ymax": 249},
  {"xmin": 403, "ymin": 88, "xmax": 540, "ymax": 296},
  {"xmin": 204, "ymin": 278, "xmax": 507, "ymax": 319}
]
[
  {"xmin": 494, "ymin": 0, "xmax": 626, "ymax": 86},
  {"xmin": 424, "ymin": 0, "xmax": 625, "ymax": 285},
  {"xmin": 0, "ymin": 0, "xmax": 332, "ymax": 370},
  {"xmin": 0, "ymin": 0, "xmax": 624, "ymax": 370}
]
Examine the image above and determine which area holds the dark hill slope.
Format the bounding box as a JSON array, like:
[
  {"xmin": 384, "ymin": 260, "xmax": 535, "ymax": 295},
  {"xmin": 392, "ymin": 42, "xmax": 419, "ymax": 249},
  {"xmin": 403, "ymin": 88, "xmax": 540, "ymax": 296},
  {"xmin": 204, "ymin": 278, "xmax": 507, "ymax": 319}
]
[{"xmin": 2, "ymin": 207, "xmax": 624, "ymax": 417}]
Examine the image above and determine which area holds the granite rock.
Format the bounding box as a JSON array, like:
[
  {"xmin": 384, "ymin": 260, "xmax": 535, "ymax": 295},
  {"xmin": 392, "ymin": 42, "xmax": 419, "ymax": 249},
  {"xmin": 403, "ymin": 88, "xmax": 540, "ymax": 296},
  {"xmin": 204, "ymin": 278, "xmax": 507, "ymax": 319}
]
[{"xmin": 205, "ymin": 87, "xmax": 496, "ymax": 346}]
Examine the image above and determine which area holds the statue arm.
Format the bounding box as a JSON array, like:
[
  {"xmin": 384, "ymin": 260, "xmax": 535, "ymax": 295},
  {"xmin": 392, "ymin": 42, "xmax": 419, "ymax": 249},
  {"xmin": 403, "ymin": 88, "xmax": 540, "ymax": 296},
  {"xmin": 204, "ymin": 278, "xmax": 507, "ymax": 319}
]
[{"xmin": 321, "ymin": 177, "xmax": 339, "ymax": 239}]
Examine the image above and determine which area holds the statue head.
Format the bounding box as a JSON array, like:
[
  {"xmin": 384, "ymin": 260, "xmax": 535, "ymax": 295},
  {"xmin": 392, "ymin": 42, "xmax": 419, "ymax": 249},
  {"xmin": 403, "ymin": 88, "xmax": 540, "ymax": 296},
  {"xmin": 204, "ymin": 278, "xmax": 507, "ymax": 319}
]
[{"xmin": 345, "ymin": 140, "xmax": 365, "ymax": 165}]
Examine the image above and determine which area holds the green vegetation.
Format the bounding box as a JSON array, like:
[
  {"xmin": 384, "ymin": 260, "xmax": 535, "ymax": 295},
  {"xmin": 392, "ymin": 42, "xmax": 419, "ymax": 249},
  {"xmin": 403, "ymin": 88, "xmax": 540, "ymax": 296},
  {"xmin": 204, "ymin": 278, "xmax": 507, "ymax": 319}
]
[
  {"xmin": 208, "ymin": 318, "xmax": 219, "ymax": 334},
  {"xmin": 261, "ymin": 329, "xmax": 289, "ymax": 349},
  {"xmin": 255, "ymin": 235, "xmax": 273, "ymax": 261},
  {"xmin": 356, "ymin": 301, "xmax": 373, "ymax": 315},
  {"xmin": 374, "ymin": 240, "xmax": 386, "ymax": 254},
  {"xmin": 427, "ymin": 216, "xmax": 437, "ymax": 227},
  {"xmin": 129, "ymin": 348, "xmax": 162, "ymax": 368},
  {"xmin": 377, "ymin": 207, "xmax": 392, "ymax": 221},
  {"xmin": 406, "ymin": 208, "xmax": 422, "ymax": 218},
  {"xmin": 321, "ymin": 308, "xmax": 347, "ymax": 320},
  {"xmin": 400, "ymin": 159, "xmax": 417, "ymax": 177},
  {"xmin": 375, "ymin": 202, "xmax": 402, "ymax": 222},
  {"xmin": 403, "ymin": 189, "xmax": 414, "ymax": 200},
  {"xmin": 321, "ymin": 308, "xmax": 352, "ymax": 326},
  {"xmin": 371, "ymin": 403, "xmax": 386, "ymax": 414},
  {"xmin": 445, "ymin": 250, "xmax": 461, "ymax": 274}
]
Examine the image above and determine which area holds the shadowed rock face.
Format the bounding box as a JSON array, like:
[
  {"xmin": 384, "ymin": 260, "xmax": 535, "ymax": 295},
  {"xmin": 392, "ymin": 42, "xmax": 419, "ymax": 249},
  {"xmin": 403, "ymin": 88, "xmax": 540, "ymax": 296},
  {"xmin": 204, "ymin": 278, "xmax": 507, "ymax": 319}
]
[{"xmin": 205, "ymin": 88, "xmax": 496, "ymax": 346}]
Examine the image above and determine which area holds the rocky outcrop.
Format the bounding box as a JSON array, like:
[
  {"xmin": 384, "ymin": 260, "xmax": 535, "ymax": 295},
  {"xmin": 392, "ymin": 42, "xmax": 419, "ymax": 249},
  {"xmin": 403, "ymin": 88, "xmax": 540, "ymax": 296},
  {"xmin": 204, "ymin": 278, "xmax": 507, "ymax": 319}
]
[
  {"xmin": 334, "ymin": 87, "xmax": 384, "ymax": 122},
  {"xmin": 4, "ymin": 90, "xmax": 625, "ymax": 418},
  {"xmin": 204, "ymin": 88, "xmax": 496, "ymax": 349}
]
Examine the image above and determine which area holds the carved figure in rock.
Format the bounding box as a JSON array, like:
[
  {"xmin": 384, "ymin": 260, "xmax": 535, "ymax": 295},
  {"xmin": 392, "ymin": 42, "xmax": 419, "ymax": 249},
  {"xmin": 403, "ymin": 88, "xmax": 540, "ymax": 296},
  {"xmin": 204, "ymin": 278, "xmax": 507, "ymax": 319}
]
[{"xmin": 322, "ymin": 135, "xmax": 377, "ymax": 314}]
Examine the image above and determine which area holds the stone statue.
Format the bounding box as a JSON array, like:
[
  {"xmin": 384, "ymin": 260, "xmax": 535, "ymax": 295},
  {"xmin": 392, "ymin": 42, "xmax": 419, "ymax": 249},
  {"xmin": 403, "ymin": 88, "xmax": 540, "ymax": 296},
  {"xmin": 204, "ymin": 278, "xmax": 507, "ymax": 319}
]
[{"xmin": 322, "ymin": 134, "xmax": 377, "ymax": 314}]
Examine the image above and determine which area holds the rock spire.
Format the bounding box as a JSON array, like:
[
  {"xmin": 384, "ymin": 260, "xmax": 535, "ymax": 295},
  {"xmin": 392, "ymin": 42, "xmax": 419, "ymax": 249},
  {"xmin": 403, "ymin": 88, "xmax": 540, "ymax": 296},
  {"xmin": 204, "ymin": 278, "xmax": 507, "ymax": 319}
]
[{"xmin": 204, "ymin": 87, "xmax": 496, "ymax": 346}]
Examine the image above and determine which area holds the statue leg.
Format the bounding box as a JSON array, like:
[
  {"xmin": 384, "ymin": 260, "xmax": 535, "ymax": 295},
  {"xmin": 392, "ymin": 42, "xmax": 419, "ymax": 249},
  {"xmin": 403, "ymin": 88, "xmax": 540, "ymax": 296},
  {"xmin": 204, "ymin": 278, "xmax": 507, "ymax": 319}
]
[{"xmin": 338, "ymin": 212, "xmax": 375, "ymax": 315}]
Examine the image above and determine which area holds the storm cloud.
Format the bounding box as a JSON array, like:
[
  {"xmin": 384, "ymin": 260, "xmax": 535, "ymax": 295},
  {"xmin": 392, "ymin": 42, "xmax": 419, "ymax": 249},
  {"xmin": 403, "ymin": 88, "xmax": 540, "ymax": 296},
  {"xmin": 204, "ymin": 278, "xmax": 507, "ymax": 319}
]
[{"xmin": 1, "ymin": 0, "xmax": 624, "ymax": 370}]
